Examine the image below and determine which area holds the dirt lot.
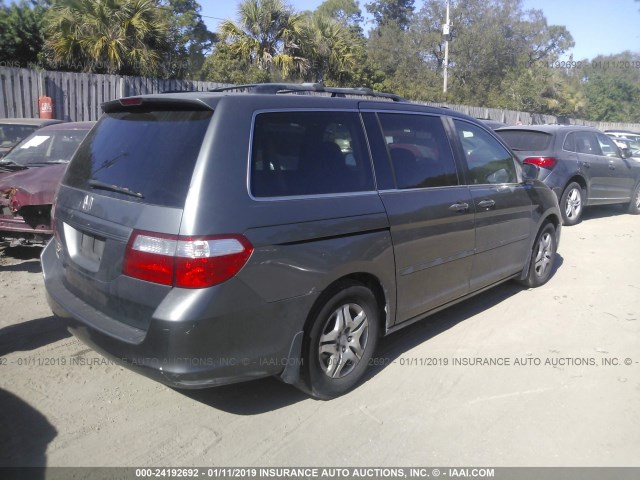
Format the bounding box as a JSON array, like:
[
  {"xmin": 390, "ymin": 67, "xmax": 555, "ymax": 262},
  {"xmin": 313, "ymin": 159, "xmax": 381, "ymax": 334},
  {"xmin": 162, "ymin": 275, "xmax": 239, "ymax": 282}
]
[{"xmin": 0, "ymin": 204, "xmax": 639, "ymax": 468}]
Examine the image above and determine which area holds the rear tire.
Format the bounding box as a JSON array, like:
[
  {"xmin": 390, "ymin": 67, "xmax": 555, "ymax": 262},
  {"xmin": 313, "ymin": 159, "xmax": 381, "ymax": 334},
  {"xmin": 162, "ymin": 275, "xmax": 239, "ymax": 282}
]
[
  {"xmin": 520, "ymin": 223, "xmax": 557, "ymax": 288},
  {"xmin": 560, "ymin": 182, "xmax": 584, "ymax": 226},
  {"xmin": 302, "ymin": 283, "xmax": 379, "ymax": 400},
  {"xmin": 628, "ymin": 183, "xmax": 640, "ymax": 215}
]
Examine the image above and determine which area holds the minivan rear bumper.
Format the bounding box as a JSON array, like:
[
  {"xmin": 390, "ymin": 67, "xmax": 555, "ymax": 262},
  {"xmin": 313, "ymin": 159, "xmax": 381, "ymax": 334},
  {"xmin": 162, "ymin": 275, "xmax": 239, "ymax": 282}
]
[{"xmin": 41, "ymin": 240, "xmax": 311, "ymax": 388}]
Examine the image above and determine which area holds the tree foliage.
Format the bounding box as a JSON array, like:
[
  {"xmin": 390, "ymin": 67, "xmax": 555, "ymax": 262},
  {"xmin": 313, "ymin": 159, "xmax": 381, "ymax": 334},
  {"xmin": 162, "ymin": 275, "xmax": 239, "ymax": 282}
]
[
  {"xmin": 43, "ymin": 0, "xmax": 170, "ymax": 75},
  {"xmin": 317, "ymin": 0, "xmax": 363, "ymax": 27},
  {"xmin": 210, "ymin": 0, "xmax": 367, "ymax": 85},
  {"xmin": 200, "ymin": 42, "xmax": 269, "ymax": 84},
  {"xmin": 218, "ymin": 0, "xmax": 306, "ymax": 79},
  {"xmin": 0, "ymin": 0, "xmax": 46, "ymax": 67},
  {"xmin": 297, "ymin": 11, "xmax": 364, "ymax": 84},
  {"xmin": 366, "ymin": 0, "xmax": 414, "ymax": 30},
  {"xmin": 1, "ymin": 0, "xmax": 637, "ymax": 123},
  {"xmin": 581, "ymin": 52, "xmax": 640, "ymax": 123},
  {"xmin": 158, "ymin": 0, "xmax": 216, "ymax": 78}
]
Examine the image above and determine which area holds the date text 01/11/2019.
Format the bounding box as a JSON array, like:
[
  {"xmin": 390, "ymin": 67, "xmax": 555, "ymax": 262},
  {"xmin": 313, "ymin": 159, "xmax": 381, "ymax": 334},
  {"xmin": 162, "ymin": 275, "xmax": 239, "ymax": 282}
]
[{"xmin": 532, "ymin": 60, "xmax": 640, "ymax": 70}]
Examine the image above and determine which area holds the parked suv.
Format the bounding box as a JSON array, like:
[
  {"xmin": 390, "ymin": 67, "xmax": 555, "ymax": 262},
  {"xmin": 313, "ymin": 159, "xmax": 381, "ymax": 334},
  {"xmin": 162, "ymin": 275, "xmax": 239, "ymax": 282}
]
[
  {"xmin": 497, "ymin": 125, "xmax": 640, "ymax": 225},
  {"xmin": 42, "ymin": 84, "xmax": 561, "ymax": 399}
]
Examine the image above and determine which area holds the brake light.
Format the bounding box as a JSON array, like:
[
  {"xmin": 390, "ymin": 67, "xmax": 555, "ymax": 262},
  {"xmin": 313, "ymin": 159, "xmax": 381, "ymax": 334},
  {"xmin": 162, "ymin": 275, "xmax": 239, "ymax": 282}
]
[
  {"xmin": 523, "ymin": 157, "xmax": 557, "ymax": 169},
  {"xmin": 119, "ymin": 97, "xmax": 143, "ymax": 106},
  {"xmin": 123, "ymin": 230, "xmax": 253, "ymax": 288}
]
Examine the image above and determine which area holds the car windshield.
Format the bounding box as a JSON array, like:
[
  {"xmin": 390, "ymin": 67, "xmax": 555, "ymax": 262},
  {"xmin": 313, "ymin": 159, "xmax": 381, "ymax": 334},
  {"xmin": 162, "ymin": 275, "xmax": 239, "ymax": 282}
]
[
  {"xmin": 497, "ymin": 130, "xmax": 552, "ymax": 151},
  {"xmin": 626, "ymin": 139, "xmax": 640, "ymax": 151},
  {"xmin": 0, "ymin": 129, "xmax": 88, "ymax": 166},
  {"xmin": 0, "ymin": 123, "xmax": 39, "ymax": 150}
]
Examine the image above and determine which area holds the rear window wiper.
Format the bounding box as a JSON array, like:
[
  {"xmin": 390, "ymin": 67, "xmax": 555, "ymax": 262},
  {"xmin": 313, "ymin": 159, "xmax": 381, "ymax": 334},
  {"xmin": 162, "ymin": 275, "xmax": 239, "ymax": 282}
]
[{"xmin": 88, "ymin": 179, "xmax": 144, "ymax": 198}]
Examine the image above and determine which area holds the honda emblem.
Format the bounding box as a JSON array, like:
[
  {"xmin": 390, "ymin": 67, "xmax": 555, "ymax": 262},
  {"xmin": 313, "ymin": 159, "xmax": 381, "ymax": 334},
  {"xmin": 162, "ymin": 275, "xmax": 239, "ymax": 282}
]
[{"xmin": 82, "ymin": 194, "xmax": 94, "ymax": 211}]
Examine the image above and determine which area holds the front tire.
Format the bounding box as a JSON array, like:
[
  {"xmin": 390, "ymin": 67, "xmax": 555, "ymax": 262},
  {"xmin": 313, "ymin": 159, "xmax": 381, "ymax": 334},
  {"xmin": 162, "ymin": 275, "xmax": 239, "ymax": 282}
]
[
  {"xmin": 560, "ymin": 182, "xmax": 584, "ymax": 226},
  {"xmin": 628, "ymin": 182, "xmax": 640, "ymax": 215},
  {"xmin": 302, "ymin": 283, "xmax": 379, "ymax": 400},
  {"xmin": 520, "ymin": 223, "xmax": 557, "ymax": 288}
]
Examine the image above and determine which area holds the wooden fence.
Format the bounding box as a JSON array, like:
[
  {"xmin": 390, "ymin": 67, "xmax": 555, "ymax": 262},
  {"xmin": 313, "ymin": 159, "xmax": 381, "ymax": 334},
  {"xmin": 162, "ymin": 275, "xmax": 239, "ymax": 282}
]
[
  {"xmin": 0, "ymin": 67, "xmax": 227, "ymax": 121},
  {"xmin": 1, "ymin": 66, "xmax": 639, "ymax": 131}
]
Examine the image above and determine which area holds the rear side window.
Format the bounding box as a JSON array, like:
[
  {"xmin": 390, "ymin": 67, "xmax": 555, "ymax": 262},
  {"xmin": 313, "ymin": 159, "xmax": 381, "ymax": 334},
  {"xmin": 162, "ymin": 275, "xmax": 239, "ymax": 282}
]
[
  {"xmin": 497, "ymin": 130, "xmax": 552, "ymax": 151},
  {"xmin": 250, "ymin": 111, "xmax": 374, "ymax": 197},
  {"xmin": 377, "ymin": 113, "xmax": 458, "ymax": 189},
  {"xmin": 563, "ymin": 132, "xmax": 576, "ymax": 152},
  {"xmin": 573, "ymin": 132, "xmax": 602, "ymax": 156},
  {"xmin": 64, "ymin": 110, "xmax": 212, "ymax": 208},
  {"xmin": 454, "ymin": 120, "xmax": 517, "ymax": 185}
]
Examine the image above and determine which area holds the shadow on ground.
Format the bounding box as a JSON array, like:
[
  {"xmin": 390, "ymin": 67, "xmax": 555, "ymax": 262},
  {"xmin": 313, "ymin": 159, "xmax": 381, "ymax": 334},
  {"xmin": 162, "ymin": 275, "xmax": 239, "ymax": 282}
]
[
  {"xmin": 580, "ymin": 204, "xmax": 630, "ymax": 222},
  {"xmin": 0, "ymin": 316, "xmax": 71, "ymax": 357},
  {"xmin": 0, "ymin": 388, "xmax": 57, "ymax": 469},
  {"xmin": 0, "ymin": 246, "xmax": 43, "ymax": 273}
]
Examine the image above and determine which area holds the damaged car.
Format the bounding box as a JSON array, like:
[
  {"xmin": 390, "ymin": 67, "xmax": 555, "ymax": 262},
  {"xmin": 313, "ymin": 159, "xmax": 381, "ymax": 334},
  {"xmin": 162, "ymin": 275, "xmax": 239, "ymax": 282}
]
[{"xmin": 0, "ymin": 122, "xmax": 93, "ymax": 244}]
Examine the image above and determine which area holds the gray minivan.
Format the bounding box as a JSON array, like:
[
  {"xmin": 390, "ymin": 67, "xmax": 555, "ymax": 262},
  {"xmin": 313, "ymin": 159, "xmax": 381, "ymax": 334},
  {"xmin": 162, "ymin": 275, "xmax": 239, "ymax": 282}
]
[{"xmin": 42, "ymin": 84, "xmax": 561, "ymax": 399}]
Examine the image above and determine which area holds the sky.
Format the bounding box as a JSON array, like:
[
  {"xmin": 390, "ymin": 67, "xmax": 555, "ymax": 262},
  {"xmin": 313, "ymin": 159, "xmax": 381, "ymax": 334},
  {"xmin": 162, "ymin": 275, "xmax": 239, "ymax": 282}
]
[{"xmin": 199, "ymin": 0, "xmax": 640, "ymax": 61}]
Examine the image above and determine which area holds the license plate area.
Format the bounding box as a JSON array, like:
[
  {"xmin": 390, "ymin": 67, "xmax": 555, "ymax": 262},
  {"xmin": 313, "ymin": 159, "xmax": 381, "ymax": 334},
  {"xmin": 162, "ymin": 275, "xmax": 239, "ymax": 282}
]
[{"xmin": 63, "ymin": 222, "xmax": 106, "ymax": 272}]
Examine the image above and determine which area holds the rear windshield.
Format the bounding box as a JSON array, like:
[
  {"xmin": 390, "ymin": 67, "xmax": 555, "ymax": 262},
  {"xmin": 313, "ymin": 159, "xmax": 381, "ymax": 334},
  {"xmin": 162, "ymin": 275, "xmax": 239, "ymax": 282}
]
[
  {"xmin": 0, "ymin": 124, "xmax": 38, "ymax": 148},
  {"xmin": 2, "ymin": 129, "xmax": 88, "ymax": 165},
  {"xmin": 497, "ymin": 130, "xmax": 552, "ymax": 151},
  {"xmin": 64, "ymin": 109, "xmax": 212, "ymax": 208}
]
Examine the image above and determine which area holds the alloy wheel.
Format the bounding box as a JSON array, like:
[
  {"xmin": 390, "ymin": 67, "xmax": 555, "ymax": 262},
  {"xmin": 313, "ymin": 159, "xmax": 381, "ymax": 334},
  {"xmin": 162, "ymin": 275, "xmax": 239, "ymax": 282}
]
[
  {"xmin": 565, "ymin": 187, "xmax": 582, "ymax": 220},
  {"xmin": 318, "ymin": 303, "xmax": 369, "ymax": 379},
  {"xmin": 534, "ymin": 231, "xmax": 553, "ymax": 278}
]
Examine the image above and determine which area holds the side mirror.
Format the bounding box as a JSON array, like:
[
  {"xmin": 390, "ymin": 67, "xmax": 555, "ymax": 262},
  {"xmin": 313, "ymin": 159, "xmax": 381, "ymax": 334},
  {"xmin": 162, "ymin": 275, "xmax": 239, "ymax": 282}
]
[
  {"xmin": 621, "ymin": 147, "xmax": 633, "ymax": 159},
  {"xmin": 521, "ymin": 163, "xmax": 539, "ymax": 182}
]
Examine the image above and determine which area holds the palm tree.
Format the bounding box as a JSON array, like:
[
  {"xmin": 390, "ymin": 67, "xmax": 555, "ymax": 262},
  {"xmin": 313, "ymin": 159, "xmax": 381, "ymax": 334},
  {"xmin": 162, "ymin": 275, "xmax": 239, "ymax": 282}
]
[
  {"xmin": 298, "ymin": 12, "xmax": 362, "ymax": 83},
  {"xmin": 44, "ymin": 0, "xmax": 169, "ymax": 76},
  {"xmin": 219, "ymin": 0, "xmax": 306, "ymax": 79}
]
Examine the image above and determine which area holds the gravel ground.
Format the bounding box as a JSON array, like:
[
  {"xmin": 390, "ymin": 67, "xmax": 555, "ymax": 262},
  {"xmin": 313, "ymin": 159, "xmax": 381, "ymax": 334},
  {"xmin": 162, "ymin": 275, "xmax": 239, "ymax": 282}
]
[{"xmin": 0, "ymin": 204, "xmax": 639, "ymax": 468}]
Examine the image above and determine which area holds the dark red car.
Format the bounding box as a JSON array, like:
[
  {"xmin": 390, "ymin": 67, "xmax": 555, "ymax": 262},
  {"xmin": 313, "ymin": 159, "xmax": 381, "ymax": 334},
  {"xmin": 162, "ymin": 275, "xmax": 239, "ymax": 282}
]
[{"xmin": 0, "ymin": 122, "xmax": 94, "ymax": 244}]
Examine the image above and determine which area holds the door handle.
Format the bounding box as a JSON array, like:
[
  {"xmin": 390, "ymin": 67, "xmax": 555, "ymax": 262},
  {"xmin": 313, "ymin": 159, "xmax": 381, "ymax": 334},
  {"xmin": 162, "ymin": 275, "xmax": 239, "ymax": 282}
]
[
  {"xmin": 449, "ymin": 202, "xmax": 469, "ymax": 213},
  {"xmin": 582, "ymin": 162, "xmax": 590, "ymax": 169},
  {"xmin": 608, "ymin": 161, "xmax": 615, "ymax": 170},
  {"xmin": 477, "ymin": 199, "xmax": 496, "ymax": 209}
]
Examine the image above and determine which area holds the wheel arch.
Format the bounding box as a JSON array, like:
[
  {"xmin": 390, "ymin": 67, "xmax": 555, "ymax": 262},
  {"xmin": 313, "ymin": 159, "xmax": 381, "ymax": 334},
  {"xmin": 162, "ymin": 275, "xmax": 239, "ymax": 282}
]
[
  {"xmin": 563, "ymin": 174, "xmax": 588, "ymax": 202},
  {"xmin": 302, "ymin": 273, "xmax": 390, "ymax": 341},
  {"xmin": 279, "ymin": 272, "xmax": 391, "ymax": 387}
]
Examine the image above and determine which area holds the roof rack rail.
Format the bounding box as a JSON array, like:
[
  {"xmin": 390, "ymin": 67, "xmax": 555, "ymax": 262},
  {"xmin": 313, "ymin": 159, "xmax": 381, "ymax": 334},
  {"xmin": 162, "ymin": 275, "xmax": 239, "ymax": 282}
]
[{"xmin": 209, "ymin": 82, "xmax": 405, "ymax": 102}]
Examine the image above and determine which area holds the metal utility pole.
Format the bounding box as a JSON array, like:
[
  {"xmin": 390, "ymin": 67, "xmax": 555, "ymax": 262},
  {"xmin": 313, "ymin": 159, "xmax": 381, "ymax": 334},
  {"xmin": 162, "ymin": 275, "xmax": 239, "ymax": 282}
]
[{"xmin": 443, "ymin": 0, "xmax": 451, "ymax": 94}]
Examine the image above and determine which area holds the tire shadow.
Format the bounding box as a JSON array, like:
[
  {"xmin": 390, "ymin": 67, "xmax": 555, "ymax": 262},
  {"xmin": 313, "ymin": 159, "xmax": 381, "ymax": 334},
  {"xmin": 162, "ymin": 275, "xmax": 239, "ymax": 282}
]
[{"xmin": 581, "ymin": 204, "xmax": 628, "ymax": 222}]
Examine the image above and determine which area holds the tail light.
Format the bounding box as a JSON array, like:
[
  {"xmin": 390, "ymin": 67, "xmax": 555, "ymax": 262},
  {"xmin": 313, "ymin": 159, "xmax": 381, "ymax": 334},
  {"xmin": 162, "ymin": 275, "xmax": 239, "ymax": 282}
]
[
  {"xmin": 123, "ymin": 230, "xmax": 253, "ymax": 288},
  {"xmin": 523, "ymin": 157, "xmax": 557, "ymax": 169}
]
